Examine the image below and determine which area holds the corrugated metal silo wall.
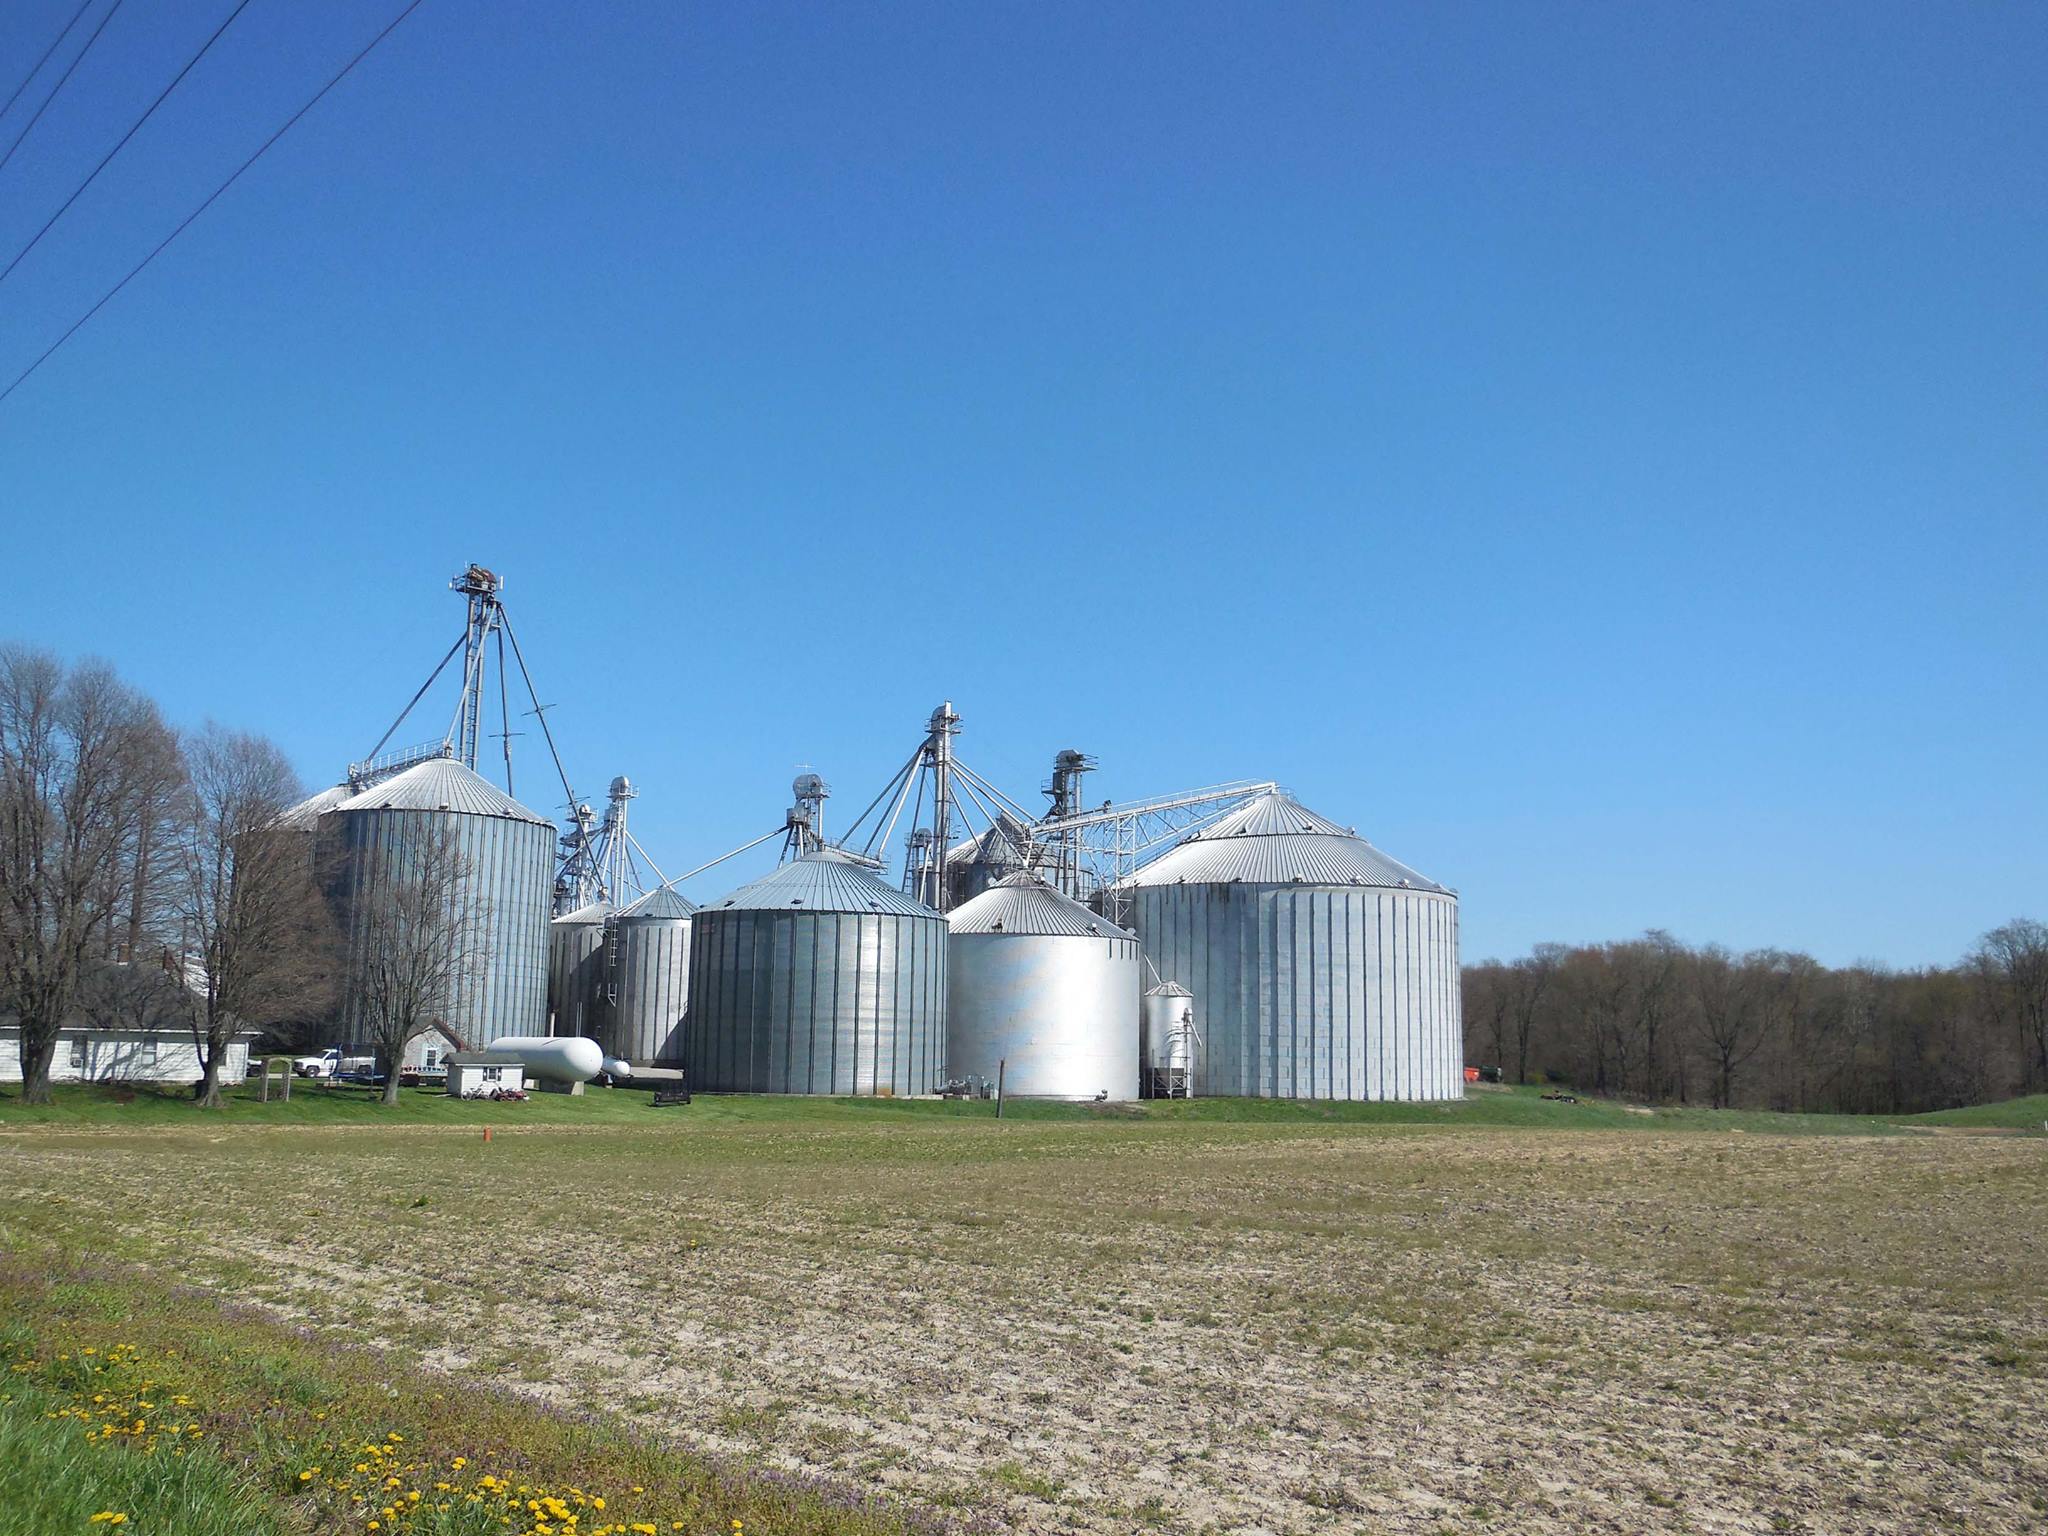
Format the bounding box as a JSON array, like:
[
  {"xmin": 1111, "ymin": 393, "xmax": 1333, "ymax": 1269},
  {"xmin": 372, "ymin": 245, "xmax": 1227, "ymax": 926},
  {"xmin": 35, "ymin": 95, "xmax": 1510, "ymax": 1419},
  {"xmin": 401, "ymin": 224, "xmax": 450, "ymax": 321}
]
[
  {"xmin": 682, "ymin": 910, "xmax": 945, "ymax": 1093},
  {"xmin": 548, "ymin": 921, "xmax": 608, "ymax": 1039},
  {"xmin": 323, "ymin": 807, "xmax": 553, "ymax": 1047},
  {"xmin": 946, "ymin": 933, "xmax": 1141, "ymax": 1098},
  {"xmin": 611, "ymin": 917, "xmax": 691, "ymax": 1065},
  {"xmin": 1129, "ymin": 883, "xmax": 1461, "ymax": 1100}
]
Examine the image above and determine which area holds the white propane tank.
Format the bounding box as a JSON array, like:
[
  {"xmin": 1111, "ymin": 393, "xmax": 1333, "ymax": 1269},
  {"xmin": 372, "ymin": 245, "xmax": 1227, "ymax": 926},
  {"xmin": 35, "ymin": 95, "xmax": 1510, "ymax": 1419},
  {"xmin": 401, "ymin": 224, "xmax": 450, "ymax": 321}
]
[
  {"xmin": 479, "ymin": 1035, "xmax": 604, "ymax": 1084},
  {"xmin": 600, "ymin": 1056, "xmax": 633, "ymax": 1079}
]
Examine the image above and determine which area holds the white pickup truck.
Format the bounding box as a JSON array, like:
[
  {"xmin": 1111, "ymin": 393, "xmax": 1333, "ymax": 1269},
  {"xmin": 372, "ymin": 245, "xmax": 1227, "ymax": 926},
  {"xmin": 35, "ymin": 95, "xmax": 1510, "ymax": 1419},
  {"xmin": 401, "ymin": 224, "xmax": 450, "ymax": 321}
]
[{"xmin": 292, "ymin": 1048, "xmax": 375, "ymax": 1079}]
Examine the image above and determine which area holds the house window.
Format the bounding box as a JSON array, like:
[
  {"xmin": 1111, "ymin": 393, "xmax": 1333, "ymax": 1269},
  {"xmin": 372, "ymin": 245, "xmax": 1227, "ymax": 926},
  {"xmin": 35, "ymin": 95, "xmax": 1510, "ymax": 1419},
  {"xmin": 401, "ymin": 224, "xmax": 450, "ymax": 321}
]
[
  {"xmin": 68, "ymin": 1036, "xmax": 87, "ymax": 1071},
  {"xmin": 138, "ymin": 1037, "xmax": 159, "ymax": 1069}
]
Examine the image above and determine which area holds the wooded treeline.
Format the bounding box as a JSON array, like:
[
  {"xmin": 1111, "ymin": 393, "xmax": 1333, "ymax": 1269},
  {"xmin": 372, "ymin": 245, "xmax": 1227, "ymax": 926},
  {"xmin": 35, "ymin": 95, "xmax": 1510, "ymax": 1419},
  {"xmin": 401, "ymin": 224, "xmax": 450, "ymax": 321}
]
[{"xmin": 1463, "ymin": 924, "xmax": 2048, "ymax": 1114}]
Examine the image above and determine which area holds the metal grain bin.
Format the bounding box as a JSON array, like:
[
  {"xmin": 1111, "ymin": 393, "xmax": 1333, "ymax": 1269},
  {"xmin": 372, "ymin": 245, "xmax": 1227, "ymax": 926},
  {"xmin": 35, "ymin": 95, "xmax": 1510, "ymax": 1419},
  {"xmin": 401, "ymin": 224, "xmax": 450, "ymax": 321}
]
[
  {"xmin": 947, "ymin": 873, "xmax": 1140, "ymax": 1099},
  {"xmin": 608, "ymin": 886, "xmax": 694, "ymax": 1066},
  {"xmin": 321, "ymin": 758, "xmax": 554, "ymax": 1049},
  {"xmin": 278, "ymin": 782, "xmax": 356, "ymax": 833},
  {"xmin": 1120, "ymin": 791, "xmax": 1461, "ymax": 1101},
  {"xmin": 549, "ymin": 901, "xmax": 611, "ymax": 1040},
  {"xmin": 1140, "ymin": 983, "xmax": 1198, "ymax": 1097},
  {"xmin": 684, "ymin": 848, "xmax": 945, "ymax": 1095}
]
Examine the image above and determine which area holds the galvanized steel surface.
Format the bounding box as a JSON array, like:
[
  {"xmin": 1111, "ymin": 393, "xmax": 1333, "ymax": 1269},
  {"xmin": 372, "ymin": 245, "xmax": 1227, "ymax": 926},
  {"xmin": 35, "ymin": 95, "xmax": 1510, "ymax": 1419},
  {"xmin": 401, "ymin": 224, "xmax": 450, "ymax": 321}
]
[
  {"xmin": 321, "ymin": 759, "xmax": 555, "ymax": 1049},
  {"xmin": 946, "ymin": 872, "xmax": 1130, "ymax": 938},
  {"xmin": 1125, "ymin": 790, "xmax": 1448, "ymax": 892},
  {"xmin": 277, "ymin": 783, "xmax": 354, "ymax": 832},
  {"xmin": 1123, "ymin": 791, "xmax": 1460, "ymax": 1101},
  {"xmin": 333, "ymin": 757, "xmax": 553, "ymax": 825},
  {"xmin": 707, "ymin": 846, "xmax": 937, "ymax": 917},
  {"xmin": 686, "ymin": 853, "xmax": 945, "ymax": 1095},
  {"xmin": 947, "ymin": 925, "xmax": 1140, "ymax": 1099},
  {"xmin": 1141, "ymin": 983, "xmax": 1196, "ymax": 1076},
  {"xmin": 1131, "ymin": 881, "xmax": 1460, "ymax": 1099},
  {"xmin": 608, "ymin": 886, "xmax": 693, "ymax": 1065},
  {"xmin": 548, "ymin": 902, "xmax": 610, "ymax": 1040}
]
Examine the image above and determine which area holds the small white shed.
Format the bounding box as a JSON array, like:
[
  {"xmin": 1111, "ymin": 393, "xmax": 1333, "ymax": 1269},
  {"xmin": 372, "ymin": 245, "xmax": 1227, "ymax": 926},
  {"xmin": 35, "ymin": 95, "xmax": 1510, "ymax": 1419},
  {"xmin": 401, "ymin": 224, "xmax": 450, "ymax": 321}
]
[{"xmin": 445, "ymin": 1053, "xmax": 525, "ymax": 1098}]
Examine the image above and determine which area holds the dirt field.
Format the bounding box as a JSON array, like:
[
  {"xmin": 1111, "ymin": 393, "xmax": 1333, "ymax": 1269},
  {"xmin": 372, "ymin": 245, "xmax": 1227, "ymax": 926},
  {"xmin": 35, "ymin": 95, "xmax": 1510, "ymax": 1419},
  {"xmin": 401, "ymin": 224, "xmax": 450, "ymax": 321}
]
[{"xmin": 2, "ymin": 1105, "xmax": 2043, "ymax": 1534}]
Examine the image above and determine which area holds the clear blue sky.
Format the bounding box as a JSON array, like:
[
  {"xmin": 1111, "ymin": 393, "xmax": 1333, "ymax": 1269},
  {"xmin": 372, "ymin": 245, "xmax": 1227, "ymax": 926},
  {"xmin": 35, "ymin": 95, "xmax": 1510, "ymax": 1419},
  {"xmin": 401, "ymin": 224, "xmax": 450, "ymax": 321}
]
[{"xmin": 2, "ymin": 1, "xmax": 2041, "ymax": 968}]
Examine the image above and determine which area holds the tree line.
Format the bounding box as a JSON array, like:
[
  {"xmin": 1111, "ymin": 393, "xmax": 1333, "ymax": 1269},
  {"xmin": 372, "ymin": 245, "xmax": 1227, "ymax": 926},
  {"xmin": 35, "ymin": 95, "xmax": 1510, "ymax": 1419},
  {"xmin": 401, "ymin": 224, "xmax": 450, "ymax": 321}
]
[
  {"xmin": 1463, "ymin": 923, "xmax": 2048, "ymax": 1114},
  {"xmin": 1, "ymin": 646, "xmax": 482, "ymax": 1108}
]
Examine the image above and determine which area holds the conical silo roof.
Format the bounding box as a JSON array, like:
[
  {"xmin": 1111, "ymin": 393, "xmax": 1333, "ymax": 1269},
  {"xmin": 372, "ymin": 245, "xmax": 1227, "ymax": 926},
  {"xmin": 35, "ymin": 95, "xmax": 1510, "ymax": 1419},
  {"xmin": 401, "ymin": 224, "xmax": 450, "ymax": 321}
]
[
  {"xmin": 705, "ymin": 847, "xmax": 940, "ymax": 918},
  {"xmin": 333, "ymin": 757, "xmax": 551, "ymax": 826},
  {"xmin": 276, "ymin": 782, "xmax": 354, "ymax": 831},
  {"xmin": 618, "ymin": 886, "xmax": 696, "ymax": 920},
  {"xmin": 553, "ymin": 901, "xmax": 612, "ymax": 927},
  {"xmin": 1122, "ymin": 790, "xmax": 1446, "ymax": 891},
  {"xmin": 948, "ymin": 872, "xmax": 1129, "ymax": 937}
]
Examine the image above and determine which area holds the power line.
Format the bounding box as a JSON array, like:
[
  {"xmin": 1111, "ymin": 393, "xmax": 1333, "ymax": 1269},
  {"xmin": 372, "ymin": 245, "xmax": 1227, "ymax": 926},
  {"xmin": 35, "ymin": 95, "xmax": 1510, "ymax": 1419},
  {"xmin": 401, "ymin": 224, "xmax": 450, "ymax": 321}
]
[
  {"xmin": 0, "ymin": 0, "xmax": 128, "ymax": 176},
  {"xmin": 1, "ymin": 0, "xmax": 259, "ymax": 289},
  {"xmin": 0, "ymin": 0, "xmax": 428, "ymax": 410},
  {"xmin": 0, "ymin": 0, "xmax": 95, "ymax": 126}
]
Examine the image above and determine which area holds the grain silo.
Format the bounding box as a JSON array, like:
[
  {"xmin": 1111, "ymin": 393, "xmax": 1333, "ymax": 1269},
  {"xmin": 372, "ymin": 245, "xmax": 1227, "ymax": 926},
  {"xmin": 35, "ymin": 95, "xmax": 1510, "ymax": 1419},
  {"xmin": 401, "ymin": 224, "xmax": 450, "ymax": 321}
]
[
  {"xmin": 321, "ymin": 757, "xmax": 555, "ymax": 1050},
  {"xmin": 947, "ymin": 873, "xmax": 1140, "ymax": 1099},
  {"xmin": 279, "ymin": 782, "xmax": 356, "ymax": 833},
  {"xmin": 548, "ymin": 901, "xmax": 610, "ymax": 1039},
  {"xmin": 1139, "ymin": 982, "xmax": 1198, "ymax": 1098},
  {"xmin": 1120, "ymin": 791, "xmax": 1460, "ymax": 1101},
  {"xmin": 606, "ymin": 886, "xmax": 694, "ymax": 1066},
  {"xmin": 684, "ymin": 848, "xmax": 945, "ymax": 1095}
]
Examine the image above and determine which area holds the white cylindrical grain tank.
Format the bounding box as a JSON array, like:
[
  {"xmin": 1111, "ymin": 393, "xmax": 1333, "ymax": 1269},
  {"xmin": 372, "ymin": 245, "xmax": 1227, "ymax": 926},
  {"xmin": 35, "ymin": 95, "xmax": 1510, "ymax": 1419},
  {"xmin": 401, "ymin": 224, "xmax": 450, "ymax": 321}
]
[
  {"xmin": 684, "ymin": 848, "xmax": 945, "ymax": 1095},
  {"xmin": 549, "ymin": 901, "xmax": 611, "ymax": 1039},
  {"xmin": 479, "ymin": 1034, "xmax": 604, "ymax": 1084},
  {"xmin": 608, "ymin": 886, "xmax": 694, "ymax": 1066},
  {"xmin": 947, "ymin": 874, "xmax": 1140, "ymax": 1099},
  {"xmin": 1120, "ymin": 791, "xmax": 1461, "ymax": 1101}
]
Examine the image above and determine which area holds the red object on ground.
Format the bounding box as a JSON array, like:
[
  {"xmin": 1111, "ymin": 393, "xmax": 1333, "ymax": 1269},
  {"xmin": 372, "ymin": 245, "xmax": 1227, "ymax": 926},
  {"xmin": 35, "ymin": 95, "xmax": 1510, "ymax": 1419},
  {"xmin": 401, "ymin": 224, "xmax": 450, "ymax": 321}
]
[{"xmin": 1463, "ymin": 1066, "xmax": 1481, "ymax": 1083}]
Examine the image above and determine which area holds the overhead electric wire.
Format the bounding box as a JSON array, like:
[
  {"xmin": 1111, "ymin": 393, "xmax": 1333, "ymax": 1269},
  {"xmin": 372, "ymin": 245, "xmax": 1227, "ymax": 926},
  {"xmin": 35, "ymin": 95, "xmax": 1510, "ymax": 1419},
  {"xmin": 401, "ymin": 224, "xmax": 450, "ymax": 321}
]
[
  {"xmin": 0, "ymin": 0, "xmax": 426, "ymax": 409},
  {"xmin": 0, "ymin": 0, "xmax": 127, "ymax": 175},
  {"xmin": 1, "ymin": 0, "xmax": 258, "ymax": 288},
  {"xmin": 0, "ymin": 0, "xmax": 94, "ymax": 127}
]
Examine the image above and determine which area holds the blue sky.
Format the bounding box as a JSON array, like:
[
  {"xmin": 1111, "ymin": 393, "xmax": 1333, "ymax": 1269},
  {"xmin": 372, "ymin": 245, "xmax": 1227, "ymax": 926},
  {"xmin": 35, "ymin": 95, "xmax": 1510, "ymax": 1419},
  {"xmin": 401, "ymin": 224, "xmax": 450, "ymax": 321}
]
[{"xmin": 1, "ymin": 1, "xmax": 2041, "ymax": 967}]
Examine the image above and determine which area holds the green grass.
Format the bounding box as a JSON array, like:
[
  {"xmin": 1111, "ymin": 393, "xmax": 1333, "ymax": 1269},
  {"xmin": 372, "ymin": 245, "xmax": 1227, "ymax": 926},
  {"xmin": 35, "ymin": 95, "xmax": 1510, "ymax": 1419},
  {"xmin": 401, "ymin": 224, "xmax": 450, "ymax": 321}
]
[
  {"xmin": 0, "ymin": 1373, "xmax": 276, "ymax": 1536},
  {"xmin": 1897, "ymin": 1093, "xmax": 2048, "ymax": 1129},
  {"xmin": 4, "ymin": 1078, "xmax": 2040, "ymax": 1136}
]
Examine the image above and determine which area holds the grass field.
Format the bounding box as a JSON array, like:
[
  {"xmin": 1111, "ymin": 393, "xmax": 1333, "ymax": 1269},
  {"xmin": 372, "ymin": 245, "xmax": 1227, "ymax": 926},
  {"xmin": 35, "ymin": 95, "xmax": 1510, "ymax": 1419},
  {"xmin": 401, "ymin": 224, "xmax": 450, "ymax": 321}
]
[
  {"xmin": 7, "ymin": 1077, "xmax": 2047, "ymax": 1131},
  {"xmin": 1, "ymin": 1087, "xmax": 2043, "ymax": 1534}
]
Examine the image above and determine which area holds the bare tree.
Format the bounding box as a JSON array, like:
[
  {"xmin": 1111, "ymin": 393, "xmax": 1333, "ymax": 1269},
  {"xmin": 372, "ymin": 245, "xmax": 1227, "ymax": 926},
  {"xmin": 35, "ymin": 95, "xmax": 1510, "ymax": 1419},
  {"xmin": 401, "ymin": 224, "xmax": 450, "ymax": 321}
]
[
  {"xmin": 1507, "ymin": 943, "xmax": 1564, "ymax": 1085},
  {"xmin": 1618, "ymin": 930, "xmax": 1683, "ymax": 1102},
  {"xmin": 1973, "ymin": 919, "xmax": 2048, "ymax": 1092},
  {"xmin": 0, "ymin": 648, "xmax": 181, "ymax": 1105},
  {"xmin": 1463, "ymin": 961, "xmax": 1514, "ymax": 1073},
  {"xmin": 168, "ymin": 725, "xmax": 336, "ymax": 1108},
  {"xmin": 344, "ymin": 820, "xmax": 480, "ymax": 1106},
  {"xmin": 74, "ymin": 957, "xmax": 187, "ymax": 1073}
]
